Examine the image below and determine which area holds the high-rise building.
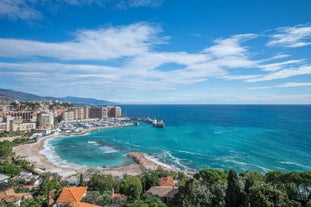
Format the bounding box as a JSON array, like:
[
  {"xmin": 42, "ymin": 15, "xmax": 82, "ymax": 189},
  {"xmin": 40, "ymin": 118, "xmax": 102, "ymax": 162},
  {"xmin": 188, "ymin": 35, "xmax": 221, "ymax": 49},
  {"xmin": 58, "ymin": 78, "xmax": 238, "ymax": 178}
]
[
  {"xmin": 37, "ymin": 111, "xmax": 54, "ymax": 129},
  {"xmin": 107, "ymin": 106, "xmax": 122, "ymax": 118},
  {"xmin": 62, "ymin": 111, "xmax": 74, "ymax": 121}
]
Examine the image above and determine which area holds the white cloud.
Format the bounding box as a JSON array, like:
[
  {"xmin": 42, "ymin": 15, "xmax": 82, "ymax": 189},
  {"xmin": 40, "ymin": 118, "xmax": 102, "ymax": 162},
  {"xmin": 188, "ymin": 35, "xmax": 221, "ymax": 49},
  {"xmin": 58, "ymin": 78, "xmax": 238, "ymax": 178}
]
[
  {"xmin": 0, "ymin": 22, "xmax": 162, "ymax": 60},
  {"xmin": 0, "ymin": 0, "xmax": 41, "ymax": 20},
  {"xmin": 1, "ymin": 22, "xmax": 311, "ymax": 103},
  {"xmin": 259, "ymin": 59, "xmax": 304, "ymax": 71},
  {"xmin": 203, "ymin": 34, "xmax": 257, "ymax": 57},
  {"xmin": 0, "ymin": 0, "xmax": 164, "ymax": 21},
  {"xmin": 267, "ymin": 24, "xmax": 311, "ymax": 48},
  {"xmin": 116, "ymin": 0, "xmax": 163, "ymax": 9},
  {"xmin": 246, "ymin": 65, "xmax": 311, "ymax": 82},
  {"xmin": 277, "ymin": 82, "xmax": 311, "ymax": 88}
]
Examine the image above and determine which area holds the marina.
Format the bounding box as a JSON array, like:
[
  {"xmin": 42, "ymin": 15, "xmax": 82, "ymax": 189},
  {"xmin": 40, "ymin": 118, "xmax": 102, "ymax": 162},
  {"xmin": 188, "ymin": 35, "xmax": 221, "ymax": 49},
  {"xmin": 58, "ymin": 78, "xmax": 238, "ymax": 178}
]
[{"xmin": 130, "ymin": 117, "xmax": 165, "ymax": 128}]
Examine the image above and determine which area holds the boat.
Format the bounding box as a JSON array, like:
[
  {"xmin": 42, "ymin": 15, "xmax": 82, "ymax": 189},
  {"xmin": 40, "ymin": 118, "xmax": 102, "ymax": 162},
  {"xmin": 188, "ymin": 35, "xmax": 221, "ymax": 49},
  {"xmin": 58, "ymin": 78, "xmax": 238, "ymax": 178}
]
[{"xmin": 152, "ymin": 119, "xmax": 165, "ymax": 128}]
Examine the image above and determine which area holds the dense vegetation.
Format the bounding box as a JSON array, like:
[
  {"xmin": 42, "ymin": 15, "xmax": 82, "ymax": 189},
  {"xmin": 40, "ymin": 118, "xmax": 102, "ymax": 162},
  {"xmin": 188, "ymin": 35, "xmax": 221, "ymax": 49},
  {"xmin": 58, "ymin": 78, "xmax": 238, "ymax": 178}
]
[{"xmin": 1, "ymin": 140, "xmax": 311, "ymax": 206}]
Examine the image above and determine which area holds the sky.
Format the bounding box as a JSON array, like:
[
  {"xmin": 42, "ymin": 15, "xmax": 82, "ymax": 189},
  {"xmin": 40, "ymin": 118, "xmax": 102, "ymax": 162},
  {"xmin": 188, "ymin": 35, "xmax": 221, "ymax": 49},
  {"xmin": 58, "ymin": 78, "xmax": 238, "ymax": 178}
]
[{"xmin": 0, "ymin": 0, "xmax": 311, "ymax": 104}]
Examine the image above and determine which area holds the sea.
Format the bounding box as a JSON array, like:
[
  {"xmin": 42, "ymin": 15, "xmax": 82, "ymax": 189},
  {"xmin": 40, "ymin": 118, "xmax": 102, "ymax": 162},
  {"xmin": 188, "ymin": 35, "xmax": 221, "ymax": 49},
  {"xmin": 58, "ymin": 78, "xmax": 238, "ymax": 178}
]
[{"xmin": 41, "ymin": 105, "xmax": 311, "ymax": 173}]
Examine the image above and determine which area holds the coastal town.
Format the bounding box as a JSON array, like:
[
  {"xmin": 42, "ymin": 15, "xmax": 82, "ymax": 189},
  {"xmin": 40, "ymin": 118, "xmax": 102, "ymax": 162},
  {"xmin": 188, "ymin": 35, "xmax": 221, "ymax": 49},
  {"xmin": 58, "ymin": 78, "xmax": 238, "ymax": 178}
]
[
  {"xmin": 0, "ymin": 100, "xmax": 125, "ymax": 136},
  {"xmin": 0, "ymin": 100, "xmax": 181, "ymax": 207},
  {"xmin": 1, "ymin": 100, "xmax": 311, "ymax": 207}
]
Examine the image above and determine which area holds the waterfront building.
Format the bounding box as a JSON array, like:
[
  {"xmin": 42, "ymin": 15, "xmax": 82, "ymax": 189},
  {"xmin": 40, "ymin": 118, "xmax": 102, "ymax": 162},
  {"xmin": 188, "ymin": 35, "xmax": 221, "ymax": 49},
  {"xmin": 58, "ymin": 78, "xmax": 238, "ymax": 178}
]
[
  {"xmin": 62, "ymin": 111, "xmax": 74, "ymax": 121},
  {"xmin": 107, "ymin": 106, "xmax": 122, "ymax": 118},
  {"xmin": 37, "ymin": 111, "xmax": 54, "ymax": 129},
  {"xmin": 72, "ymin": 107, "xmax": 90, "ymax": 120},
  {"xmin": 0, "ymin": 123, "xmax": 6, "ymax": 133}
]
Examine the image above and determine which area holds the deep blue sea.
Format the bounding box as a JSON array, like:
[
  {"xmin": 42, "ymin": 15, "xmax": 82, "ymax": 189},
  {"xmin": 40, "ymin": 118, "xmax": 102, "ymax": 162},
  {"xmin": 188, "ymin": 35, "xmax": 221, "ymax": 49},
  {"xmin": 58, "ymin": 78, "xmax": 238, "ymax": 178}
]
[{"xmin": 42, "ymin": 105, "xmax": 311, "ymax": 173}]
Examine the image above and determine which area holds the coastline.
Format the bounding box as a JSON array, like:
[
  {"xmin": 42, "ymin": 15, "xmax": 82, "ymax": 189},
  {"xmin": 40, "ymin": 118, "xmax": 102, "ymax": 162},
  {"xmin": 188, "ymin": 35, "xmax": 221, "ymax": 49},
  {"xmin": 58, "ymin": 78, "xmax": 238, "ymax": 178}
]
[{"xmin": 13, "ymin": 124, "xmax": 181, "ymax": 178}]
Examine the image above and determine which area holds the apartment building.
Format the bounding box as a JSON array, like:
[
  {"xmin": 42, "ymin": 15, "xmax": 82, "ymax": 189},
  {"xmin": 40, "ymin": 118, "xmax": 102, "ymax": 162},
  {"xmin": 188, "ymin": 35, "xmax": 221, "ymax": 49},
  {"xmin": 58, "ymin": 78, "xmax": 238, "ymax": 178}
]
[{"xmin": 37, "ymin": 111, "xmax": 54, "ymax": 129}]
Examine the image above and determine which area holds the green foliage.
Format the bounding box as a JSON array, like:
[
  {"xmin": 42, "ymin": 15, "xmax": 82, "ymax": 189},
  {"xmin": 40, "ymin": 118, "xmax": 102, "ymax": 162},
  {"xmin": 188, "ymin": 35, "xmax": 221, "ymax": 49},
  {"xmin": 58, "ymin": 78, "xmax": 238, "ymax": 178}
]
[
  {"xmin": 0, "ymin": 140, "xmax": 14, "ymax": 161},
  {"xmin": 12, "ymin": 138, "xmax": 36, "ymax": 146},
  {"xmin": 81, "ymin": 191, "xmax": 112, "ymax": 206},
  {"xmin": 129, "ymin": 198, "xmax": 167, "ymax": 207},
  {"xmin": 249, "ymin": 184, "xmax": 297, "ymax": 207},
  {"xmin": 20, "ymin": 196, "xmax": 44, "ymax": 207},
  {"xmin": 87, "ymin": 174, "xmax": 119, "ymax": 193},
  {"xmin": 169, "ymin": 178, "xmax": 212, "ymax": 207},
  {"xmin": 225, "ymin": 169, "xmax": 241, "ymax": 207},
  {"xmin": 266, "ymin": 171, "xmax": 311, "ymax": 202},
  {"xmin": 15, "ymin": 158, "xmax": 34, "ymax": 172},
  {"xmin": 78, "ymin": 173, "xmax": 86, "ymax": 186},
  {"xmin": 0, "ymin": 163, "xmax": 21, "ymax": 177},
  {"xmin": 120, "ymin": 176, "xmax": 143, "ymax": 203},
  {"xmin": 36, "ymin": 173, "xmax": 62, "ymax": 197},
  {"xmin": 194, "ymin": 168, "xmax": 227, "ymax": 185},
  {"xmin": 240, "ymin": 171, "xmax": 265, "ymax": 194}
]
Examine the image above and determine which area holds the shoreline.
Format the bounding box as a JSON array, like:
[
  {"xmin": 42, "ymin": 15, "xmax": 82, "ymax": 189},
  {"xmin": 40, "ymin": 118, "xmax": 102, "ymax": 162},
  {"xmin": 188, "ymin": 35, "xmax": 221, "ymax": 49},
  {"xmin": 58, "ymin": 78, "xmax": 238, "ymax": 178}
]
[{"xmin": 13, "ymin": 124, "xmax": 182, "ymax": 178}]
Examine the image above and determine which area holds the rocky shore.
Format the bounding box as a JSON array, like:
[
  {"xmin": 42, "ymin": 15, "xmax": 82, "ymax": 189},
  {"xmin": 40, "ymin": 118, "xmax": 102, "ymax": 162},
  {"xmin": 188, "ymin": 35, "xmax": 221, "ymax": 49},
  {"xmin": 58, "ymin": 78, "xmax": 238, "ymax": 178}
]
[{"xmin": 127, "ymin": 152, "xmax": 172, "ymax": 172}]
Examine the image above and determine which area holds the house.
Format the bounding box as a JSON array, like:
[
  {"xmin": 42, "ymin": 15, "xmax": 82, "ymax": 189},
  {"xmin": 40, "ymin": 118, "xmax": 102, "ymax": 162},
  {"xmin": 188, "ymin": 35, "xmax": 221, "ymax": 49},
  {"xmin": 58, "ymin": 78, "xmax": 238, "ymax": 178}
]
[
  {"xmin": 147, "ymin": 186, "xmax": 178, "ymax": 203},
  {"xmin": 0, "ymin": 185, "xmax": 33, "ymax": 207},
  {"xmin": 53, "ymin": 187, "xmax": 101, "ymax": 207},
  {"xmin": 159, "ymin": 176, "xmax": 175, "ymax": 187},
  {"xmin": 147, "ymin": 176, "xmax": 178, "ymax": 204}
]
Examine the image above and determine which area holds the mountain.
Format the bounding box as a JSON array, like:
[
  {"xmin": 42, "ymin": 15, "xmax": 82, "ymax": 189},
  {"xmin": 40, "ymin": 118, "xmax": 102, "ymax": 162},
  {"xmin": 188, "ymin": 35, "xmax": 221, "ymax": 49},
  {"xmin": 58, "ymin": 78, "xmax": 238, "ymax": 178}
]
[{"xmin": 0, "ymin": 88, "xmax": 118, "ymax": 106}]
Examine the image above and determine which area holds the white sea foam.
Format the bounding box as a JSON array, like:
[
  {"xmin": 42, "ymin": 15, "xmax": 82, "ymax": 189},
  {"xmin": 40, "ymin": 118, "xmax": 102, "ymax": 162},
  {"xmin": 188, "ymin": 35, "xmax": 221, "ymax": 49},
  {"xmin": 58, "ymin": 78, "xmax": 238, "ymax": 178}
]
[
  {"xmin": 88, "ymin": 140, "xmax": 100, "ymax": 146},
  {"xmin": 176, "ymin": 150, "xmax": 203, "ymax": 156},
  {"xmin": 143, "ymin": 153, "xmax": 173, "ymax": 170},
  {"xmin": 100, "ymin": 146, "xmax": 118, "ymax": 153},
  {"xmin": 214, "ymin": 131, "xmax": 224, "ymax": 134},
  {"xmin": 145, "ymin": 151, "xmax": 193, "ymax": 171},
  {"xmin": 280, "ymin": 161, "xmax": 311, "ymax": 170},
  {"xmin": 40, "ymin": 140, "xmax": 85, "ymax": 170}
]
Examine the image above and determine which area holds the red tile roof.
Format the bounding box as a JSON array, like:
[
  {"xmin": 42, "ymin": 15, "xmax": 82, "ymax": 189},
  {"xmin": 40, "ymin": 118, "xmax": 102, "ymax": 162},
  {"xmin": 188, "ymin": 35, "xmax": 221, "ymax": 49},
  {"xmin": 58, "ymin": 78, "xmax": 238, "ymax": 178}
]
[
  {"xmin": 159, "ymin": 176, "xmax": 175, "ymax": 187},
  {"xmin": 56, "ymin": 187, "xmax": 101, "ymax": 207}
]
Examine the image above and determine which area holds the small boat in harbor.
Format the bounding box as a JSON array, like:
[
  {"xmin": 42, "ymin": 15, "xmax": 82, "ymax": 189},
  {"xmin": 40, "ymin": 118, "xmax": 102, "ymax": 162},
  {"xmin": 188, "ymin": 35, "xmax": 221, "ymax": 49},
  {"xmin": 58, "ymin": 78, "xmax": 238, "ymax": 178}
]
[{"xmin": 152, "ymin": 119, "xmax": 165, "ymax": 128}]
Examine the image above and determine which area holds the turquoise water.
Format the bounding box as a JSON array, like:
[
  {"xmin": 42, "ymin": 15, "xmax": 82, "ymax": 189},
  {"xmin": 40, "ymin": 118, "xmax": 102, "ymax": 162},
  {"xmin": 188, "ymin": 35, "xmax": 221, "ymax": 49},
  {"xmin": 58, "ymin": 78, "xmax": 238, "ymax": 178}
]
[{"xmin": 43, "ymin": 105, "xmax": 311, "ymax": 173}]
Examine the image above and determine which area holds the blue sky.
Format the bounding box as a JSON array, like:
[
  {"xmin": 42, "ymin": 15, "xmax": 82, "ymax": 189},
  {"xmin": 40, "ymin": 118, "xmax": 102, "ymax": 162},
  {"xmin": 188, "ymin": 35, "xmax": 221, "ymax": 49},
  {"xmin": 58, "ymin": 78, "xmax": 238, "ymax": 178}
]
[{"xmin": 0, "ymin": 0, "xmax": 311, "ymax": 104}]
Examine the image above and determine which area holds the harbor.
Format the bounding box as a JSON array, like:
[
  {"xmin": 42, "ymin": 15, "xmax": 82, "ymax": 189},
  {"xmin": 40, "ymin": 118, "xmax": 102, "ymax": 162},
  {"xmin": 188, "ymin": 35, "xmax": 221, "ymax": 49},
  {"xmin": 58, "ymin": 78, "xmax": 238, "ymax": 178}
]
[{"xmin": 130, "ymin": 117, "xmax": 165, "ymax": 128}]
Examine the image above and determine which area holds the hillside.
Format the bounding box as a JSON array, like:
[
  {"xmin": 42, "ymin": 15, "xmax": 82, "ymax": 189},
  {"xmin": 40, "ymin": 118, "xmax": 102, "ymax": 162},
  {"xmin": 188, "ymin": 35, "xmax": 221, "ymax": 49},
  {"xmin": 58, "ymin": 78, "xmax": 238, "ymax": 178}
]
[{"xmin": 0, "ymin": 88, "xmax": 117, "ymax": 106}]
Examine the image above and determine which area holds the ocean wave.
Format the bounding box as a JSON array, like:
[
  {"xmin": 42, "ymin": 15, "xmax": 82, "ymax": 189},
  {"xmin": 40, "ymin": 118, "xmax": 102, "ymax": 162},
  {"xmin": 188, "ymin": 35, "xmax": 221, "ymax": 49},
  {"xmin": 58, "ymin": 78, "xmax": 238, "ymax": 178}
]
[
  {"xmin": 100, "ymin": 146, "xmax": 118, "ymax": 153},
  {"xmin": 214, "ymin": 130, "xmax": 224, "ymax": 134},
  {"xmin": 152, "ymin": 150, "xmax": 194, "ymax": 171},
  {"xmin": 88, "ymin": 140, "xmax": 100, "ymax": 146},
  {"xmin": 40, "ymin": 140, "xmax": 86, "ymax": 169},
  {"xmin": 143, "ymin": 153, "xmax": 174, "ymax": 170},
  {"xmin": 176, "ymin": 149, "xmax": 204, "ymax": 156},
  {"xmin": 280, "ymin": 161, "xmax": 311, "ymax": 170},
  {"xmin": 216, "ymin": 156, "xmax": 248, "ymax": 166}
]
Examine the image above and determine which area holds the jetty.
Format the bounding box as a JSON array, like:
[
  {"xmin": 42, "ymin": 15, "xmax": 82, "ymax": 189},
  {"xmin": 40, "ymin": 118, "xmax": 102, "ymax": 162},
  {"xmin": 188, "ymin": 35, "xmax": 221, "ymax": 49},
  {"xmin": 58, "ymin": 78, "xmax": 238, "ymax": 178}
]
[
  {"xmin": 130, "ymin": 117, "xmax": 165, "ymax": 128},
  {"xmin": 127, "ymin": 152, "xmax": 171, "ymax": 172}
]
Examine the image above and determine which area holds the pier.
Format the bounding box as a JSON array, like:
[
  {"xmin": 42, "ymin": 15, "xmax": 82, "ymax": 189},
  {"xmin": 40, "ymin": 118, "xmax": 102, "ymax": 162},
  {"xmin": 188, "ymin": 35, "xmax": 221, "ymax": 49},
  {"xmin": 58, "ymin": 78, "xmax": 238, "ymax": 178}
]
[{"xmin": 130, "ymin": 117, "xmax": 165, "ymax": 128}]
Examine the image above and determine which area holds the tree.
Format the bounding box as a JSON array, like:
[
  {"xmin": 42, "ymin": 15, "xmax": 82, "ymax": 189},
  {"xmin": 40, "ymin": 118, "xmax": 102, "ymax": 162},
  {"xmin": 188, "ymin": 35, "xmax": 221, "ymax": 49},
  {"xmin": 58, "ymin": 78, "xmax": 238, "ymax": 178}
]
[
  {"xmin": 129, "ymin": 198, "xmax": 167, "ymax": 207},
  {"xmin": 194, "ymin": 168, "xmax": 227, "ymax": 185},
  {"xmin": 248, "ymin": 184, "xmax": 297, "ymax": 207},
  {"xmin": 88, "ymin": 174, "xmax": 117, "ymax": 193},
  {"xmin": 82, "ymin": 191, "xmax": 112, "ymax": 206},
  {"xmin": 169, "ymin": 179, "xmax": 213, "ymax": 207},
  {"xmin": 141, "ymin": 172, "xmax": 160, "ymax": 191},
  {"xmin": 225, "ymin": 169, "xmax": 241, "ymax": 207},
  {"xmin": 120, "ymin": 176, "xmax": 143, "ymax": 203},
  {"xmin": 0, "ymin": 140, "xmax": 14, "ymax": 162},
  {"xmin": 36, "ymin": 172, "xmax": 62, "ymax": 206},
  {"xmin": 78, "ymin": 173, "xmax": 85, "ymax": 186},
  {"xmin": 0, "ymin": 163, "xmax": 21, "ymax": 177},
  {"xmin": 20, "ymin": 196, "xmax": 44, "ymax": 207}
]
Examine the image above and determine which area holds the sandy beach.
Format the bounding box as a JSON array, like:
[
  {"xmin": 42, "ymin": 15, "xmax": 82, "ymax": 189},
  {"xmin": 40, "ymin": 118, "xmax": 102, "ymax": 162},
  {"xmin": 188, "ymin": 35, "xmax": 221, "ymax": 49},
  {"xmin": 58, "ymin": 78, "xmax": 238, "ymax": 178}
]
[{"xmin": 12, "ymin": 126, "xmax": 175, "ymax": 178}]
